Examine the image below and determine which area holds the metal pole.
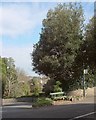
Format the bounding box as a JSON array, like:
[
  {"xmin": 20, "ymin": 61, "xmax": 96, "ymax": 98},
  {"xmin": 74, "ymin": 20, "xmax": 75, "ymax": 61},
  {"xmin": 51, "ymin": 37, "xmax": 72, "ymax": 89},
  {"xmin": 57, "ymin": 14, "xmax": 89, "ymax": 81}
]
[{"xmin": 83, "ymin": 72, "xmax": 85, "ymax": 97}]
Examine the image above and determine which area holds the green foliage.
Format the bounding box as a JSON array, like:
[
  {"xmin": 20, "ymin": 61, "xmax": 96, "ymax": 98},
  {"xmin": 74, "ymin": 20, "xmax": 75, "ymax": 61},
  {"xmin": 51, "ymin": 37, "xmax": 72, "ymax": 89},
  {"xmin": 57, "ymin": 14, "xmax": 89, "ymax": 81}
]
[
  {"xmin": 14, "ymin": 82, "xmax": 30, "ymax": 98},
  {"xmin": 32, "ymin": 97, "xmax": 52, "ymax": 107},
  {"xmin": 1, "ymin": 57, "xmax": 17, "ymax": 98},
  {"xmin": 32, "ymin": 3, "xmax": 96, "ymax": 92},
  {"xmin": 1, "ymin": 57, "xmax": 31, "ymax": 98},
  {"xmin": 85, "ymin": 17, "xmax": 96, "ymax": 68},
  {"xmin": 71, "ymin": 16, "xmax": 96, "ymax": 89},
  {"xmin": 32, "ymin": 78, "xmax": 41, "ymax": 97},
  {"xmin": 76, "ymin": 17, "xmax": 96, "ymax": 70},
  {"xmin": 53, "ymin": 81, "xmax": 62, "ymax": 92},
  {"xmin": 31, "ymin": 3, "xmax": 84, "ymax": 91},
  {"xmin": 85, "ymin": 69, "xmax": 96, "ymax": 88}
]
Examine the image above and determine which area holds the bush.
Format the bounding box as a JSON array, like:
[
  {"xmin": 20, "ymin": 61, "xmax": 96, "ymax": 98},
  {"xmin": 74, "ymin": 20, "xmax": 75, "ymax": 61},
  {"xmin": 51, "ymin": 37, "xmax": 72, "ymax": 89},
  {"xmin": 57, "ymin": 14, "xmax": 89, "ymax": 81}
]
[
  {"xmin": 53, "ymin": 81, "xmax": 62, "ymax": 92},
  {"xmin": 14, "ymin": 82, "xmax": 30, "ymax": 98},
  {"xmin": 32, "ymin": 97, "xmax": 52, "ymax": 107}
]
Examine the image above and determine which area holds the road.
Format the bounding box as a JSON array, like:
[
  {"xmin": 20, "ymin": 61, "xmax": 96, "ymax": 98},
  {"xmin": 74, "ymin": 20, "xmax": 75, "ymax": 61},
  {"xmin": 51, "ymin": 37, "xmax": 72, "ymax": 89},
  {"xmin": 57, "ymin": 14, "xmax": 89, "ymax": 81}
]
[{"xmin": 2, "ymin": 96, "xmax": 95, "ymax": 119}]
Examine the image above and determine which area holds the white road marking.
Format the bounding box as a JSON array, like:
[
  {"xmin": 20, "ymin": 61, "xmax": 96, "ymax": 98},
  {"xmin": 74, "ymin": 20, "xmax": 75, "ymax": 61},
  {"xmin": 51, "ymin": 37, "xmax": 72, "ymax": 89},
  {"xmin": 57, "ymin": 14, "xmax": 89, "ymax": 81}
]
[
  {"xmin": 3, "ymin": 105, "xmax": 32, "ymax": 108},
  {"xmin": 69, "ymin": 111, "xmax": 96, "ymax": 120}
]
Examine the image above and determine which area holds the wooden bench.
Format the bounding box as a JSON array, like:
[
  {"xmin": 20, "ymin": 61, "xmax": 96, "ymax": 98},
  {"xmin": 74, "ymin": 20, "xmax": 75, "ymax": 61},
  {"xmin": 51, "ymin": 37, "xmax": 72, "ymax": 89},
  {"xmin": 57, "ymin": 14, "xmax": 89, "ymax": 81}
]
[
  {"xmin": 50, "ymin": 92, "xmax": 66, "ymax": 101},
  {"xmin": 50, "ymin": 92, "xmax": 73, "ymax": 101}
]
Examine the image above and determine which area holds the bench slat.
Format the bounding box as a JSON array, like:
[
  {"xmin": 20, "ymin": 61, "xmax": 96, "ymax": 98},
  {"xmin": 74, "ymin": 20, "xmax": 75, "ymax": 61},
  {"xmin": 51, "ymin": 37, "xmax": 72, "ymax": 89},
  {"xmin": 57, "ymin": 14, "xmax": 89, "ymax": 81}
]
[{"xmin": 50, "ymin": 92, "xmax": 64, "ymax": 96}]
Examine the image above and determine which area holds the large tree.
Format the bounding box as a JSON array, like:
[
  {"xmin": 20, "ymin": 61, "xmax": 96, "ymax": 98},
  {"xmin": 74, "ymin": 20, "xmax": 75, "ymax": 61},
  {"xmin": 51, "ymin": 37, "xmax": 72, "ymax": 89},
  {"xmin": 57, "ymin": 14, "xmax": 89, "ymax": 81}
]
[
  {"xmin": 81, "ymin": 16, "xmax": 96, "ymax": 87},
  {"xmin": 32, "ymin": 3, "xmax": 84, "ymax": 90},
  {"xmin": 84, "ymin": 16, "xmax": 96, "ymax": 68},
  {"xmin": 15, "ymin": 68, "xmax": 30, "ymax": 97},
  {"xmin": 71, "ymin": 16, "xmax": 96, "ymax": 89},
  {"xmin": 0, "ymin": 57, "xmax": 17, "ymax": 98}
]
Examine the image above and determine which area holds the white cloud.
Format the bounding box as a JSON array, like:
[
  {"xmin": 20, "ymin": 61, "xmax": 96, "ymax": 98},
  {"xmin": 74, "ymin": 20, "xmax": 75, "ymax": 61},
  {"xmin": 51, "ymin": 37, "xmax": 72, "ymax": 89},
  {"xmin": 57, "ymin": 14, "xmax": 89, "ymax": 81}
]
[
  {"xmin": 0, "ymin": 4, "xmax": 47, "ymax": 38},
  {"xmin": 0, "ymin": 3, "xmax": 48, "ymax": 76},
  {"xmin": 1, "ymin": 2, "xmax": 94, "ymax": 77},
  {"xmin": 2, "ymin": 44, "xmax": 37, "ymax": 76},
  {"xmin": 0, "ymin": 2, "xmax": 94, "ymax": 38}
]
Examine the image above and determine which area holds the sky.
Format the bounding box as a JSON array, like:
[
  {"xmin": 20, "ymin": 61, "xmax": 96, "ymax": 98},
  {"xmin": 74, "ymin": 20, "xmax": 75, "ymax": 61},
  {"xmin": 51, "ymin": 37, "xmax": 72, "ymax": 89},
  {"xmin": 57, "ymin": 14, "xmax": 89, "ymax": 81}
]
[{"xmin": 0, "ymin": 1, "xmax": 94, "ymax": 76}]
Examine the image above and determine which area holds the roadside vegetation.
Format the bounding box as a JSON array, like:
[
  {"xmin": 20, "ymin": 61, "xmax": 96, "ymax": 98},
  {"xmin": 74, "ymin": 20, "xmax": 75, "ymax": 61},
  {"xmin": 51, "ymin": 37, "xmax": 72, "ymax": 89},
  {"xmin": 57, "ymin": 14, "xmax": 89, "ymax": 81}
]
[
  {"xmin": 0, "ymin": 3, "xmax": 95, "ymax": 107},
  {"xmin": 32, "ymin": 3, "xmax": 96, "ymax": 93},
  {"xmin": 32, "ymin": 97, "xmax": 52, "ymax": 108}
]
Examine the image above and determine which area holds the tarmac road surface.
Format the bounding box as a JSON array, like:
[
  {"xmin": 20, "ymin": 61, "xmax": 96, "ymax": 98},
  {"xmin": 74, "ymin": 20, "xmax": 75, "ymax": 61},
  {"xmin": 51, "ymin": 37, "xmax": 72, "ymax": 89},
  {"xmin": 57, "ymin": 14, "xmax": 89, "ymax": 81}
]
[{"xmin": 2, "ymin": 96, "xmax": 95, "ymax": 119}]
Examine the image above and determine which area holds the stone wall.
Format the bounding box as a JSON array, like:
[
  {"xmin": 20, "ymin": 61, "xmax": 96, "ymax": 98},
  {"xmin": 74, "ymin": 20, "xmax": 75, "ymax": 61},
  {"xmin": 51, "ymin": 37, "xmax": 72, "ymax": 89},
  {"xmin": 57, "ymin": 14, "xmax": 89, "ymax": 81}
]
[
  {"xmin": 67, "ymin": 87, "xmax": 95, "ymax": 97},
  {"xmin": 2, "ymin": 98, "xmax": 17, "ymax": 105}
]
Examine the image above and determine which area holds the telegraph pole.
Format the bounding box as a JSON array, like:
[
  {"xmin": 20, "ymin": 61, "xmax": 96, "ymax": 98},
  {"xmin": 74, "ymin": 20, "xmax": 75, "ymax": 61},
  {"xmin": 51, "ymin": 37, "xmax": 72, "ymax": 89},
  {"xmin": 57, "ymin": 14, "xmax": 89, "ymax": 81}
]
[
  {"xmin": 83, "ymin": 70, "xmax": 85, "ymax": 97},
  {"xmin": 83, "ymin": 69, "xmax": 88, "ymax": 97}
]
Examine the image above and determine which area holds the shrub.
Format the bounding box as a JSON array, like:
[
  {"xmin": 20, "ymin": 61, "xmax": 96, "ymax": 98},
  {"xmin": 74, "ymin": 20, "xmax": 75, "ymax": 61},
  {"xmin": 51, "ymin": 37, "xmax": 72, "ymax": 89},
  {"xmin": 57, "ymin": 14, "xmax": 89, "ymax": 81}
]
[
  {"xmin": 32, "ymin": 97, "xmax": 52, "ymax": 107},
  {"xmin": 53, "ymin": 81, "xmax": 62, "ymax": 92}
]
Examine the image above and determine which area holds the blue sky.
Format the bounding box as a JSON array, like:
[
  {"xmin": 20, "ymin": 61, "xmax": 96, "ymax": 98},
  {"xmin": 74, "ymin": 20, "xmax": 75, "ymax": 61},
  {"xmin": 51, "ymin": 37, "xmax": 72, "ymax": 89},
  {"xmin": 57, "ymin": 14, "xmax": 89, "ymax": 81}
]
[{"xmin": 0, "ymin": 2, "xmax": 94, "ymax": 76}]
